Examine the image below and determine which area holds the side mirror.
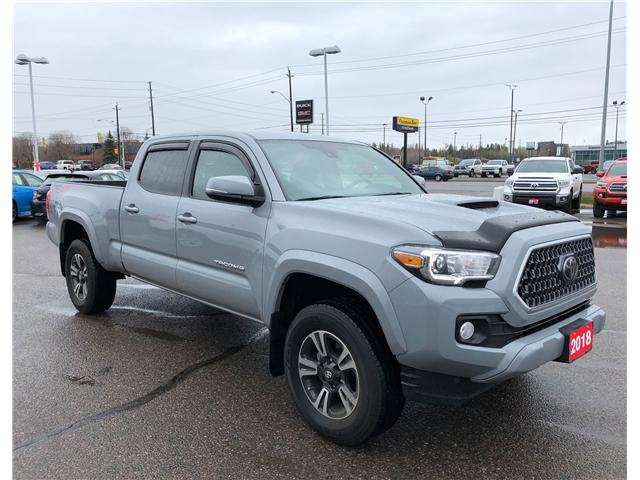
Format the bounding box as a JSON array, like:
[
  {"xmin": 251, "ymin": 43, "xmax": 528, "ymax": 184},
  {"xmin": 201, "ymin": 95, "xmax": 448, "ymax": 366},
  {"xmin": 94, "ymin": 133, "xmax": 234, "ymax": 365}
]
[
  {"xmin": 412, "ymin": 175, "xmax": 426, "ymax": 187},
  {"xmin": 572, "ymin": 167, "xmax": 584, "ymax": 174},
  {"xmin": 595, "ymin": 171, "xmax": 605, "ymax": 177},
  {"xmin": 205, "ymin": 175, "xmax": 265, "ymax": 207}
]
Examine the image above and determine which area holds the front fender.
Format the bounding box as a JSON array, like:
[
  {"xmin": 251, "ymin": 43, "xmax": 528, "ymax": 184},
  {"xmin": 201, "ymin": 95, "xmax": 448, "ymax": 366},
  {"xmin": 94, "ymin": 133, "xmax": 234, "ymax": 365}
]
[{"xmin": 265, "ymin": 250, "xmax": 407, "ymax": 355}]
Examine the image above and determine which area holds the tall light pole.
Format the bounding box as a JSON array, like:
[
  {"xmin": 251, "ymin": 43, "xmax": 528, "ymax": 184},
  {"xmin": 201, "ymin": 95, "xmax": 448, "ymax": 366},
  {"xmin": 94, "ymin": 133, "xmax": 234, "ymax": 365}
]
[
  {"xmin": 382, "ymin": 123, "xmax": 387, "ymax": 152},
  {"xmin": 613, "ymin": 100, "xmax": 625, "ymax": 158},
  {"xmin": 505, "ymin": 84, "xmax": 518, "ymax": 163},
  {"xmin": 309, "ymin": 45, "xmax": 341, "ymax": 136},
  {"xmin": 598, "ymin": 0, "xmax": 614, "ymax": 170},
  {"xmin": 270, "ymin": 90, "xmax": 293, "ymax": 131},
  {"xmin": 419, "ymin": 96, "xmax": 433, "ymax": 156},
  {"xmin": 453, "ymin": 132, "xmax": 458, "ymax": 160},
  {"xmin": 512, "ymin": 109, "xmax": 522, "ymax": 161},
  {"xmin": 15, "ymin": 54, "xmax": 49, "ymax": 171},
  {"xmin": 558, "ymin": 121, "xmax": 567, "ymax": 156}
]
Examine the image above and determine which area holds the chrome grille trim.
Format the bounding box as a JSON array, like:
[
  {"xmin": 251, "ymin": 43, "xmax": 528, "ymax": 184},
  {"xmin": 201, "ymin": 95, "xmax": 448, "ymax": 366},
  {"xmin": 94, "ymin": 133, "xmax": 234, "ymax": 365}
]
[
  {"xmin": 608, "ymin": 182, "xmax": 626, "ymax": 193},
  {"xmin": 513, "ymin": 178, "xmax": 558, "ymax": 192}
]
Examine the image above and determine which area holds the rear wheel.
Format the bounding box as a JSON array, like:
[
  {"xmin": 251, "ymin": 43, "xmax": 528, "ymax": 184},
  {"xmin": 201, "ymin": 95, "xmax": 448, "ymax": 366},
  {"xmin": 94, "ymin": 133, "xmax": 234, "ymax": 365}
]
[
  {"xmin": 12, "ymin": 202, "xmax": 17, "ymax": 223},
  {"xmin": 284, "ymin": 298, "xmax": 404, "ymax": 446},
  {"xmin": 593, "ymin": 201, "xmax": 605, "ymax": 218},
  {"xmin": 65, "ymin": 239, "xmax": 117, "ymax": 314},
  {"xmin": 590, "ymin": 168, "xmax": 597, "ymax": 174}
]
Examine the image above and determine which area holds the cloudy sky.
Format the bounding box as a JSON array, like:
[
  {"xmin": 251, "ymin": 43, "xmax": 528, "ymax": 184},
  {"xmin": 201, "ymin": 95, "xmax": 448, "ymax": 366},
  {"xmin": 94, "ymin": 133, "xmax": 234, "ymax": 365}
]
[{"xmin": 13, "ymin": 1, "xmax": 627, "ymax": 150}]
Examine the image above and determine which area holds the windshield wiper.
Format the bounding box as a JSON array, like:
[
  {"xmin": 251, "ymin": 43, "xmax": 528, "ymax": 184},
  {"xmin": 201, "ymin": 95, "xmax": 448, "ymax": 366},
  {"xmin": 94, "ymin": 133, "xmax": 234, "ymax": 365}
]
[{"xmin": 296, "ymin": 195, "xmax": 348, "ymax": 201}]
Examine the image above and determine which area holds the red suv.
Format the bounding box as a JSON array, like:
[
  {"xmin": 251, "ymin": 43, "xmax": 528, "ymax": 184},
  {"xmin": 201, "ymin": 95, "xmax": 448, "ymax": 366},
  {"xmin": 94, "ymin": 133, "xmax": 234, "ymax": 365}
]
[{"xmin": 592, "ymin": 159, "xmax": 626, "ymax": 218}]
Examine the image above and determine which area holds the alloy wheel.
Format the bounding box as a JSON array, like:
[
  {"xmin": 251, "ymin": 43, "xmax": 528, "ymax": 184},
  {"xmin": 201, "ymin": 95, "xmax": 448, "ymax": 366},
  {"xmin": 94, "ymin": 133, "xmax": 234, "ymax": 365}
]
[
  {"xmin": 69, "ymin": 253, "xmax": 89, "ymax": 301},
  {"xmin": 298, "ymin": 330, "xmax": 359, "ymax": 420}
]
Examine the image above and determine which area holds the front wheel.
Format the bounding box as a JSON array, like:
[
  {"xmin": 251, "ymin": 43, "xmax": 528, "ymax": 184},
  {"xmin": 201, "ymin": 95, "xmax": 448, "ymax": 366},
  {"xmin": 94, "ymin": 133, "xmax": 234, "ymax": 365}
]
[
  {"xmin": 434, "ymin": 174, "xmax": 442, "ymax": 182},
  {"xmin": 572, "ymin": 188, "xmax": 582, "ymax": 212},
  {"xmin": 65, "ymin": 239, "xmax": 117, "ymax": 314},
  {"xmin": 591, "ymin": 168, "xmax": 597, "ymax": 174},
  {"xmin": 593, "ymin": 201, "xmax": 605, "ymax": 218},
  {"xmin": 284, "ymin": 298, "xmax": 404, "ymax": 446},
  {"xmin": 469, "ymin": 169, "xmax": 476, "ymax": 178},
  {"xmin": 12, "ymin": 202, "xmax": 17, "ymax": 223}
]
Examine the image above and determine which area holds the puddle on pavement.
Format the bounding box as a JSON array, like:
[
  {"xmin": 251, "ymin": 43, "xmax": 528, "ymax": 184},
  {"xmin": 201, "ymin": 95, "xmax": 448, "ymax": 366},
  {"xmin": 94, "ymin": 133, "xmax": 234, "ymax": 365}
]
[{"xmin": 591, "ymin": 225, "xmax": 627, "ymax": 249}]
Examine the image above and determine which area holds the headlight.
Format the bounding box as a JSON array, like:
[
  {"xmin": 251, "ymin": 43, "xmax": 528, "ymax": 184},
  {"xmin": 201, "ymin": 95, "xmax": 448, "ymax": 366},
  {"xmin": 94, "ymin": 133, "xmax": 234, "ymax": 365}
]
[
  {"xmin": 558, "ymin": 179, "xmax": 571, "ymax": 188},
  {"xmin": 505, "ymin": 178, "xmax": 514, "ymax": 187},
  {"xmin": 597, "ymin": 181, "xmax": 608, "ymax": 189},
  {"xmin": 391, "ymin": 245, "xmax": 501, "ymax": 286}
]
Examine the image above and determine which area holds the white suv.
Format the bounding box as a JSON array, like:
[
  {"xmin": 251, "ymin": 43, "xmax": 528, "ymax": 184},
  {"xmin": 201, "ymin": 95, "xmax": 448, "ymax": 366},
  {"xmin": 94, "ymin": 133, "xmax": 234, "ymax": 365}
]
[
  {"xmin": 56, "ymin": 160, "xmax": 76, "ymax": 170},
  {"xmin": 503, "ymin": 156, "xmax": 583, "ymax": 213}
]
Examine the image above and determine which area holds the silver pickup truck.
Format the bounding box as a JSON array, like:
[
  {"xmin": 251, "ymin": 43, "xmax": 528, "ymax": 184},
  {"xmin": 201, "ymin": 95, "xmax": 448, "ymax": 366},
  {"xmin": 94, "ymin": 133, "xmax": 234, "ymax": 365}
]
[{"xmin": 47, "ymin": 131, "xmax": 605, "ymax": 445}]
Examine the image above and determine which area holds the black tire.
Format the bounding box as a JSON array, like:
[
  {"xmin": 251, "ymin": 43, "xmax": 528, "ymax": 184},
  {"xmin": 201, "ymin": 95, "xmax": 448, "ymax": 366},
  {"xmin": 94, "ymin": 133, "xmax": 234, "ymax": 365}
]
[
  {"xmin": 494, "ymin": 172, "xmax": 501, "ymax": 178},
  {"xmin": 590, "ymin": 168, "xmax": 597, "ymax": 174},
  {"xmin": 560, "ymin": 189, "xmax": 573, "ymax": 214},
  {"xmin": 469, "ymin": 169, "xmax": 476, "ymax": 178},
  {"xmin": 12, "ymin": 202, "xmax": 17, "ymax": 223},
  {"xmin": 593, "ymin": 201, "xmax": 605, "ymax": 218},
  {"xmin": 481, "ymin": 173, "xmax": 486, "ymax": 178},
  {"xmin": 65, "ymin": 238, "xmax": 117, "ymax": 314},
  {"xmin": 572, "ymin": 188, "xmax": 582, "ymax": 212},
  {"xmin": 434, "ymin": 174, "xmax": 442, "ymax": 182},
  {"xmin": 284, "ymin": 298, "xmax": 404, "ymax": 446}
]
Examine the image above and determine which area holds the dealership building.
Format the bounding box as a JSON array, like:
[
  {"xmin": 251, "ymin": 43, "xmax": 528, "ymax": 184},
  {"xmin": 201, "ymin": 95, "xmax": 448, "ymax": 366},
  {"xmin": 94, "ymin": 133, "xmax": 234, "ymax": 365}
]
[{"xmin": 570, "ymin": 143, "xmax": 627, "ymax": 166}]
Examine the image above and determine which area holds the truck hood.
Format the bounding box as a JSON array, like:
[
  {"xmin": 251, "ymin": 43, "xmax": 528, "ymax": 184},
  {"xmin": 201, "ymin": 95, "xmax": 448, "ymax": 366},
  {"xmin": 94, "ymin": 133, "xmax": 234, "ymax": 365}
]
[
  {"xmin": 601, "ymin": 174, "xmax": 627, "ymax": 184},
  {"xmin": 301, "ymin": 193, "xmax": 553, "ymax": 235}
]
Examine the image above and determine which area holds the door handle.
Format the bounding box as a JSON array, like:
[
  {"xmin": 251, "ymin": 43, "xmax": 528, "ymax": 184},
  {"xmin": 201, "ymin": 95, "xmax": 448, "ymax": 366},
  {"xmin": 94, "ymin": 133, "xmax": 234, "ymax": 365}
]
[
  {"xmin": 177, "ymin": 213, "xmax": 198, "ymax": 224},
  {"xmin": 124, "ymin": 204, "xmax": 139, "ymax": 214}
]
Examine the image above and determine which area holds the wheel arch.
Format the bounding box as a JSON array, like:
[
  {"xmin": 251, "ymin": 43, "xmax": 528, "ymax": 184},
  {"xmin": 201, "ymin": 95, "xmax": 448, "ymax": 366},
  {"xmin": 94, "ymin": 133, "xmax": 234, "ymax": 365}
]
[
  {"xmin": 265, "ymin": 251, "xmax": 407, "ymax": 376},
  {"xmin": 58, "ymin": 211, "xmax": 101, "ymax": 276}
]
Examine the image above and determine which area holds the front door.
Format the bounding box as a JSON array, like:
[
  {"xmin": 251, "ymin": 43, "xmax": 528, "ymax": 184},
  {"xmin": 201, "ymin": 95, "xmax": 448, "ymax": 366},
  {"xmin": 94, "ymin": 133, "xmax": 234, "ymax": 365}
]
[
  {"xmin": 120, "ymin": 142, "xmax": 191, "ymax": 289},
  {"xmin": 175, "ymin": 142, "xmax": 269, "ymax": 320}
]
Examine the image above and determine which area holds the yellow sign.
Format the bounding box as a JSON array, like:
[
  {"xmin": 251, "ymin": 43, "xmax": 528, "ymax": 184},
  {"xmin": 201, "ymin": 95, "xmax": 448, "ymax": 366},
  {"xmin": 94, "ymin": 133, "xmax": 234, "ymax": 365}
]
[
  {"xmin": 97, "ymin": 131, "xmax": 103, "ymax": 143},
  {"xmin": 395, "ymin": 116, "xmax": 419, "ymax": 127}
]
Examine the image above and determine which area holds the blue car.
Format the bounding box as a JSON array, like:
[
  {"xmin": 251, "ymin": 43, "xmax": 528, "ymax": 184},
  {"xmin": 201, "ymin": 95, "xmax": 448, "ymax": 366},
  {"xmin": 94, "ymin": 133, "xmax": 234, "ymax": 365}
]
[{"xmin": 12, "ymin": 170, "xmax": 43, "ymax": 222}]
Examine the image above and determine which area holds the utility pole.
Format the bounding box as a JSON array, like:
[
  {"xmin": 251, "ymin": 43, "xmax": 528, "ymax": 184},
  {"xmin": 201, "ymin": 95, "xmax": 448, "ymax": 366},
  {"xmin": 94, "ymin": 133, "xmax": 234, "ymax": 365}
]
[
  {"xmin": 148, "ymin": 81, "xmax": 156, "ymax": 136},
  {"xmin": 453, "ymin": 132, "xmax": 458, "ymax": 160},
  {"xmin": 598, "ymin": 0, "xmax": 614, "ymax": 170},
  {"xmin": 321, "ymin": 113, "xmax": 325, "ymax": 135},
  {"xmin": 287, "ymin": 68, "xmax": 294, "ymax": 132},
  {"xmin": 558, "ymin": 121, "xmax": 567, "ymax": 156},
  {"xmin": 115, "ymin": 102, "xmax": 122, "ymax": 168},
  {"xmin": 418, "ymin": 127, "xmax": 421, "ymax": 161},
  {"xmin": 506, "ymin": 84, "xmax": 517, "ymax": 162}
]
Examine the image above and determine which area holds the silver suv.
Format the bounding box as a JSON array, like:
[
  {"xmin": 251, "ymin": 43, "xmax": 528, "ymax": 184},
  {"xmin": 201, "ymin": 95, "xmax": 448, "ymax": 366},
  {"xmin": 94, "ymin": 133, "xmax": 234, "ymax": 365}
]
[{"xmin": 454, "ymin": 158, "xmax": 483, "ymax": 177}]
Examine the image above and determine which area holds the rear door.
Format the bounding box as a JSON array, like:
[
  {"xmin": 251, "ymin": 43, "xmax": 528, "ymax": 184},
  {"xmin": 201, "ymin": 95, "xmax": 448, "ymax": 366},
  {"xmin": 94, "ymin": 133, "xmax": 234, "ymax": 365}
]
[
  {"xmin": 120, "ymin": 141, "xmax": 191, "ymax": 289},
  {"xmin": 175, "ymin": 140, "xmax": 270, "ymax": 320}
]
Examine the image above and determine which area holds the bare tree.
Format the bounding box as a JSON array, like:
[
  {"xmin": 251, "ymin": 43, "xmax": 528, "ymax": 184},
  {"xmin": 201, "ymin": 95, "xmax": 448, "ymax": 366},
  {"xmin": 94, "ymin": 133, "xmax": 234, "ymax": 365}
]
[
  {"xmin": 120, "ymin": 127, "xmax": 143, "ymax": 160},
  {"xmin": 12, "ymin": 134, "xmax": 33, "ymax": 169},
  {"xmin": 43, "ymin": 130, "xmax": 78, "ymax": 162}
]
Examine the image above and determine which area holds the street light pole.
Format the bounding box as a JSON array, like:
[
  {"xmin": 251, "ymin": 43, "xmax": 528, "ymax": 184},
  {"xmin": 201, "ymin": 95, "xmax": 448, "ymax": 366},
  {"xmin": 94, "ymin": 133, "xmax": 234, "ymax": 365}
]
[
  {"xmin": 115, "ymin": 103, "xmax": 122, "ymax": 168},
  {"xmin": 309, "ymin": 45, "xmax": 341, "ymax": 136},
  {"xmin": 453, "ymin": 132, "xmax": 458, "ymax": 160},
  {"xmin": 512, "ymin": 109, "xmax": 522, "ymax": 161},
  {"xmin": 613, "ymin": 100, "xmax": 625, "ymax": 158},
  {"xmin": 505, "ymin": 84, "xmax": 517, "ymax": 163},
  {"xmin": 598, "ymin": 0, "xmax": 614, "ymax": 170},
  {"xmin": 419, "ymin": 96, "xmax": 433, "ymax": 156},
  {"xmin": 559, "ymin": 121, "xmax": 567, "ymax": 156},
  {"xmin": 15, "ymin": 54, "xmax": 49, "ymax": 171},
  {"xmin": 270, "ymin": 90, "xmax": 293, "ymax": 131}
]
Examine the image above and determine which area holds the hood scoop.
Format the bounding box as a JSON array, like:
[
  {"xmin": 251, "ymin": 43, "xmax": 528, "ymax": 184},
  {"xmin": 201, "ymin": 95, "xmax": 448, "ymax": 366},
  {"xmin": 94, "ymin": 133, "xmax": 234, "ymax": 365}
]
[{"xmin": 457, "ymin": 200, "xmax": 499, "ymax": 210}]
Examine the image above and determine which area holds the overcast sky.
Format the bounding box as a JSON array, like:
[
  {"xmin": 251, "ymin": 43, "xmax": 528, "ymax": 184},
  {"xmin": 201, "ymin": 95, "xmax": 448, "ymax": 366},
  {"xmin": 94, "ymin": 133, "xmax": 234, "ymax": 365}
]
[{"xmin": 13, "ymin": 1, "xmax": 627, "ymax": 150}]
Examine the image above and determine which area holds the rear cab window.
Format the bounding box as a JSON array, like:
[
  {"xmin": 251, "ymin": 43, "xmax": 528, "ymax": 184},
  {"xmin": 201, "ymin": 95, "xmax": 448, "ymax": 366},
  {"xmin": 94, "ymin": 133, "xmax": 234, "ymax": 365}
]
[{"xmin": 138, "ymin": 142, "xmax": 190, "ymax": 195}]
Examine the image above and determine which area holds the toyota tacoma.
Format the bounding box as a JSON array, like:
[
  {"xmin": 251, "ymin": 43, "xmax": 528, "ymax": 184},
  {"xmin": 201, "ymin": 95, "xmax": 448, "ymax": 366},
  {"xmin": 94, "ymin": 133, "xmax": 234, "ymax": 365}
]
[{"xmin": 46, "ymin": 132, "xmax": 605, "ymax": 445}]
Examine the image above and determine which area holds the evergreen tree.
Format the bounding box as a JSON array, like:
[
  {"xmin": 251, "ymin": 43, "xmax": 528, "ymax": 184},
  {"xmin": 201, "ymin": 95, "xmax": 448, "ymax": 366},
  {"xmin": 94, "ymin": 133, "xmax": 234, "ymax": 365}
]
[{"xmin": 102, "ymin": 131, "xmax": 117, "ymax": 163}]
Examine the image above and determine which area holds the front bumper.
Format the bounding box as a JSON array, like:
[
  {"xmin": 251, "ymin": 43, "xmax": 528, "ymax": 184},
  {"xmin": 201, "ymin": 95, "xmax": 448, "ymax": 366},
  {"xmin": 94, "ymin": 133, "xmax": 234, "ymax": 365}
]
[
  {"xmin": 389, "ymin": 221, "xmax": 604, "ymax": 403},
  {"xmin": 593, "ymin": 190, "xmax": 627, "ymax": 209},
  {"xmin": 503, "ymin": 191, "xmax": 571, "ymax": 208}
]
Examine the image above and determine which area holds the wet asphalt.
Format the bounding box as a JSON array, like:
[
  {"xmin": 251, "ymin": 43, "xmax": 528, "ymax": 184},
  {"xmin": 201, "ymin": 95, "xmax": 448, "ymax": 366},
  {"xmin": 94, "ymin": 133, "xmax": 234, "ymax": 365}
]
[{"xmin": 13, "ymin": 217, "xmax": 626, "ymax": 479}]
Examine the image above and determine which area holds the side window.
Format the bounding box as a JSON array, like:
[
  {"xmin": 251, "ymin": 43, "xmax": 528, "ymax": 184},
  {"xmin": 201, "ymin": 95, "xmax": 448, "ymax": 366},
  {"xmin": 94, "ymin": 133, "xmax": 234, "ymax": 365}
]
[
  {"xmin": 139, "ymin": 149, "xmax": 188, "ymax": 195},
  {"xmin": 21, "ymin": 173, "xmax": 43, "ymax": 186},
  {"xmin": 191, "ymin": 149, "xmax": 251, "ymax": 200},
  {"xmin": 13, "ymin": 174, "xmax": 25, "ymax": 186}
]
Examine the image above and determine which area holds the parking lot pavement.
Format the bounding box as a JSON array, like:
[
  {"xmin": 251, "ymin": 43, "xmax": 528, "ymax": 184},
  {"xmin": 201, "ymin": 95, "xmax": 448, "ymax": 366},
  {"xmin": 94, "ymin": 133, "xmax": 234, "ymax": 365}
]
[
  {"xmin": 426, "ymin": 177, "xmax": 595, "ymax": 197},
  {"xmin": 13, "ymin": 220, "xmax": 626, "ymax": 479}
]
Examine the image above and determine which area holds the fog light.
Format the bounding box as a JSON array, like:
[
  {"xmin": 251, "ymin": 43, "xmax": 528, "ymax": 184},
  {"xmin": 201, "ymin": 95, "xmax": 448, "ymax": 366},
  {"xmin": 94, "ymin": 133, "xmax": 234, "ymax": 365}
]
[
  {"xmin": 504, "ymin": 194, "xmax": 512, "ymax": 201},
  {"xmin": 459, "ymin": 321, "xmax": 475, "ymax": 341}
]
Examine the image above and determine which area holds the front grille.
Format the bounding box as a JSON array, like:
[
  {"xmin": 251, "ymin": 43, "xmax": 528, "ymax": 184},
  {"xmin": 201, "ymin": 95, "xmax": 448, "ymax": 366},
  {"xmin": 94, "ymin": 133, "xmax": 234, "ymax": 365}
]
[
  {"xmin": 513, "ymin": 178, "xmax": 558, "ymax": 192},
  {"xmin": 517, "ymin": 237, "xmax": 595, "ymax": 309},
  {"xmin": 608, "ymin": 182, "xmax": 626, "ymax": 193}
]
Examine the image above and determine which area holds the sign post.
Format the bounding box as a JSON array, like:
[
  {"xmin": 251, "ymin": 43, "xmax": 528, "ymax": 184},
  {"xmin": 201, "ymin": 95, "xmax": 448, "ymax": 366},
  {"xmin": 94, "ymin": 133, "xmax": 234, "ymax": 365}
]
[
  {"xmin": 296, "ymin": 100, "xmax": 314, "ymax": 132},
  {"xmin": 392, "ymin": 116, "xmax": 419, "ymax": 167},
  {"xmin": 526, "ymin": 141, "xmax": 535, "ymax": 159}
]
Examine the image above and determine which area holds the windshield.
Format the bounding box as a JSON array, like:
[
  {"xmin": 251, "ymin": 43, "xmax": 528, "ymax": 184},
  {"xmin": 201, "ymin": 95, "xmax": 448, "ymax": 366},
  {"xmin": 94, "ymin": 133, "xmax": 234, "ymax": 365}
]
[
  {"xmin": 459, "ymin": 160, "xmax": 474, "ymax": 166},
  {"xmin": 606, "ymin": 163, "xmax": 627, "ymax": 176},
  {"xmin": 487, "ymin": 160, "xmax": 501, "ymax": 165},
  {"xmin": 258, "ymin": 140, "xmax": 423, "ymax": 200},
  {"xmin": 516, "ymin": 159, "xmax": 568, "ymax": 173}
]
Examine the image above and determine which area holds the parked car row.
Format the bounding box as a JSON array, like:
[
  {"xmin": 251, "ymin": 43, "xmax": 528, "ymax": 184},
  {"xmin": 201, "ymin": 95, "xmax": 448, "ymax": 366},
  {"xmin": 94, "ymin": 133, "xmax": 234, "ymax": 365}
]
[
  {"xmin": 43, "ymin": 160, "xmax": 132, "ymax": 171},
  {"xmin": 12, "ymin": 168, "xmax": 127, "ymax": 223}
]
